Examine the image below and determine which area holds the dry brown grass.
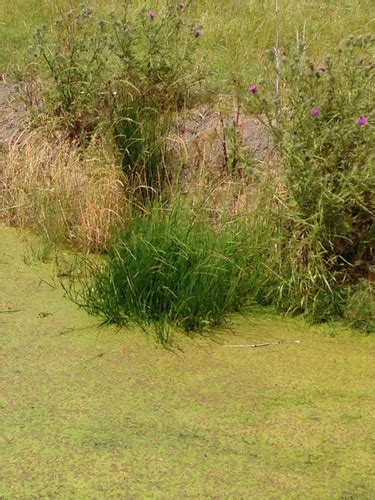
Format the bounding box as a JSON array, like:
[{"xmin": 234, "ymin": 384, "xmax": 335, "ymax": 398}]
[
  {"xmin": 0, "ymin": 108, "xmax": 280, "ymax": 256},
  {"xmin": 1, "ymin": 131, "xmax": 126, "ymax": 254}
]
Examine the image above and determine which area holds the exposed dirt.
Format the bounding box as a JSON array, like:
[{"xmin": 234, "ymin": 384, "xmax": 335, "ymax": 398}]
[
  {"xmin": 172, "ymin": 106, "xmax": 273, "ymax": 184},
  {"xmin": 181, "ymin": 107, "xmax": 271, "ymax": 161},
  {"xmin": 0, "ymin": 76, "xmax": 27, "ymax": 148}
]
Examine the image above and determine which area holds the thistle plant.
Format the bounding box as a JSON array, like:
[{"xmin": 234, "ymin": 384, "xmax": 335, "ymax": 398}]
[
  {"xmin": 30, "ymin": 2, "xmax": 203, "ymax": 194},
  {"xmin": 109, "ymin": 0, "xmax": 202, "ymax": 193},
  {"xmin": 31, "ymin": 6, "xmax": 113, "ymax": 139},
  {"xmin": 246, "ymin": 33, "xmax": 375, "ymax": 320}
]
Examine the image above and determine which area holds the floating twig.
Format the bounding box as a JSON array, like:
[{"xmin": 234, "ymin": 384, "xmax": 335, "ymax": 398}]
[{"xmin": 224, "ymin": 340, "xmax": 300, "ymax": 348}]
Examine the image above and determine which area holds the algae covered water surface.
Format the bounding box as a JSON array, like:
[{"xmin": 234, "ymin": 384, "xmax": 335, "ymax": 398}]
[{"xmin": 0, "ymin": 225, "xmax": 374, "ymax": 497}]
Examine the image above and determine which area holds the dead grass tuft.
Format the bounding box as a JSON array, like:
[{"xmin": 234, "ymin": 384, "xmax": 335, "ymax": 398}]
[{"xmin": 1, "ymin": 131, "xmax": 126, "ymax": 254}]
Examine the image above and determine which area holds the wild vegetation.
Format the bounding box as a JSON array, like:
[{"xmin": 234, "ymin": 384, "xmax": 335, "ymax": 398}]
[
  {"xmin": 1, "ymin": 2, "xmax": 374, "ymax": 497},
  {"xmin": 65, "ymin": 206, "xmax": 255, "ymax": 344},
  {"xmin": 0, "ymin": 1, "xmax": 374, "ymax": 342}
]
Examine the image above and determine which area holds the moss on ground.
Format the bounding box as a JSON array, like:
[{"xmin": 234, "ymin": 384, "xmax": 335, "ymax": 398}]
[{"xmin": 0, "ymin": 225, "xmax": 374, "ymax": 497}]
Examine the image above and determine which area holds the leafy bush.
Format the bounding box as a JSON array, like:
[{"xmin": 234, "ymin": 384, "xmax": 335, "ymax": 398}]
[
  {"xmin": 246, "ymin": 34, "xmax": 375, "ymax": 322},
  {"xmin": 32, "ymin": 6, "xmax": 113, "ymax": 139},
  {"xmin": 345, "ymin": 280, "xmax": 375, "ymax": 333},
  {"xmin": 30, "ymin": 2, "xmax": 202, "ymax": 192},
  {"xmin": 66, "ymin": 206, "xmax": 251, "ymax": 344}
]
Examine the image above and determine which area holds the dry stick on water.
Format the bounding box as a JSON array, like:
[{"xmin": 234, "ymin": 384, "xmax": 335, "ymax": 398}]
[{"xmin": 224, "ymin": 340, "xmax": 301, "ymax": 348}]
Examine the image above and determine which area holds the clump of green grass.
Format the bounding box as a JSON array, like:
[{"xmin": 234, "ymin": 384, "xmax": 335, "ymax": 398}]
[{"xmin": 66, "ymin": 205, "xmax": 252, "ymax": 344}]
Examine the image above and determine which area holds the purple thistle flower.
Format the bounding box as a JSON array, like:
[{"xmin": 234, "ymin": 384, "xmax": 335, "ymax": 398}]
[
  {"xmin": 319, "ymin": 67, "xmax": 327, "ymax": 73},
  {"xmin": 357, "ymin": 115, "xmax": 368, "ymax": 126},
  {"xmin": 193, "ymin": 28, "xmax": 202, "ymax": 38},
  {"xmin": 148, "ymin": 11, "xmax": 156, "ymax": 21},
  {"xmin": 248, "ymin": 84, "xmax": 257, "ymax": 94},
  {"xmin": 311, "ymin": 107, "xmax": 321, "ymax": 118}
]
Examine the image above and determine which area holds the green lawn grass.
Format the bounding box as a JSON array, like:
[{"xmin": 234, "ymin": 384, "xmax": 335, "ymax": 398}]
[
  {"xmin": 1, "ymin": 224, "xmax": 374, "ymax": 497},
  {"xmin": 1, "ymin": 0, "xmax": 373, "ymax": 89},
  {"xmin": 0, "ymin": 0, "xmax": 120, "ymax": 71}
]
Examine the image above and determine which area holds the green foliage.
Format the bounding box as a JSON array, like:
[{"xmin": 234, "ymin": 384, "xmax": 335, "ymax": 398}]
[
  {"xmin": 30, "ymin": 2, "xmax": 202, "ymax": 192},
  {"xmin": 110, "ymin": 1, "xmax": 200, "ymax": 108},
  {"xmin": 278, "ymin": 35, "xmax": 374, "ymax": 272},
  {"xmin": 32, "ymin": 6, "xmax": 113, "ymax": 138},
  {"xmin": 66, "ymin": 205, "xmax": 251, "ymax": 344},
  {"xmin": 108, "ymin": 1, "xmax": 202, "ymax": 191},
  {"xmin": 345, "ymin": 280, "xmax": 375, "ymax": 333},
  {"xmin": 2, "ymin": 0, "xmax": 374, "ymax": 89},
  {"xmin": 246, "ymin": 35, "xmax": 375, "ymax": 324},
  {"xmin": 113, "ymin": 101, "xmax": 169, "ymax": 196}
]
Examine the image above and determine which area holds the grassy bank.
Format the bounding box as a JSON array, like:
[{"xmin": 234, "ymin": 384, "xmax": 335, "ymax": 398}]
[
  {"xmin": 1, "ymin": 0, "xmax": 374, "ymax": 336},
  {"xmin": 1, "ymin": 224, "xmax": 375, "ymax": 497}
]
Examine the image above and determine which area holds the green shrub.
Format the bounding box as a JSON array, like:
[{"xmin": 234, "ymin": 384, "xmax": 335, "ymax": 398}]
[
  {"xmin": 32, "ymin": 6, "xmax": 113, "ymax": 139},
  {"xmin": 246, "ymin": 34, "xmax": 375, "ymax": 322},
  {"xmin": 345, "ymin": 280, "xmax": 375, "ymax": 333},
  {"xmin": 30, "ymin": 2, "xmax": 202, "ymax": 193},
  {"xmin": 66, "ymin": 206, "xmax": 252, "ymax": 344}
]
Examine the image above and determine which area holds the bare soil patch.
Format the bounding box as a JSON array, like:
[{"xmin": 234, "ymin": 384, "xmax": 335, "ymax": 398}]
[
  {"xmin": 0, "ymin": 76, "xmax": 27, "ymax": 148},
  {"xmin": 172, "ymin": 107, "xmax": 272, "ymax": 183}
]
